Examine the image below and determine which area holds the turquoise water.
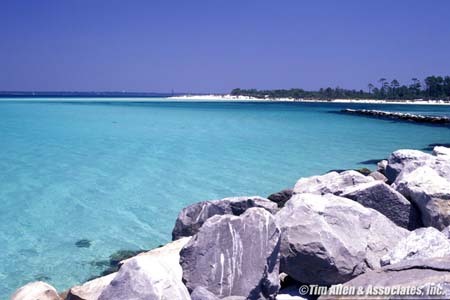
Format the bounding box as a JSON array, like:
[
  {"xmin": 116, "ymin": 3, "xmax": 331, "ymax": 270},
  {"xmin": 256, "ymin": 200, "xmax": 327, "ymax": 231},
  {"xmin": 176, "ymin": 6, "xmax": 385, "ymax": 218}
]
[{"xmin": 1, "ymin": 99, "xmax": 450, "ymax": 296}]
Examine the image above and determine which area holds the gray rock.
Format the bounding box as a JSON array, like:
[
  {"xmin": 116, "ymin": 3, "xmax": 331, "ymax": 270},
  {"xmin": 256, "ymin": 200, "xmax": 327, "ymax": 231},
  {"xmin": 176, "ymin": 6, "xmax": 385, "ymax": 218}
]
[
  {"xmin": 67, "ymin": 273, "xmax": 116, "ymax": 300},
  {"xmin": 381, "ymin": 227, "xmax": 450, "ymax": 266},
  {"xmin": 322, "ymin": 257, "xmax": 450, "ymax": 299},
  {"xmin": 172, "ymin": 196, "xmax": 278, "ymax": 240},
  {"xmin": 268, "ymin": 189, "xmax": 293, "ymax": 208},
  {"xmin": 293, "ymin": 170, "xmax": 374, "ymax": 196},
  {"xmin": 434, "ymin": 146, "xmax": 450, "ymax": 157},
  {"xmin": 442, "ymin": 226, "xmax": 450, "ymax": 239},
  {"xmin": 369, "ymin": 171, "xmax": 388, "ymax": 182},
  {"xmin": 385, "ymin": 149, "xmax": 433, "ymax": 183},
  {"xmin": 341, "ymin": 181, "xmax": 421, "ymax": 229},
  {"xmin": 11, "ymin": 281, "xmax": 61, "ymax": 300},
  {"xmin": 377, "ymin": 159, "xmax": 388, "ymax": 174},
  {"xmin": 98, "ymin": 238, "xmax": 191, "ymax": 300},
  {"xmin": 275, "ymin": 193, "xmax": 408, "ymax": 285},
  {"xmin": 394, "ymin": 166, "xmax": 450, "ymax": 230},
  {"xmin": 191, "ymin": 286, "xmax": 219, "ymax": 300},
  {"xmin": 180, "ymin": 207, "xmax": 281, "ymax": 299}
]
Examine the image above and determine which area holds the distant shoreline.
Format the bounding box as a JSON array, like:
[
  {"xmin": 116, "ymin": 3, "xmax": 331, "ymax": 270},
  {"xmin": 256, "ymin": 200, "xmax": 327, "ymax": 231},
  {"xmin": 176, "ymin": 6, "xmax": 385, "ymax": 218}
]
[{"xmin": 168, "ymin": 94, "xmax": 450, "ymax": 105}]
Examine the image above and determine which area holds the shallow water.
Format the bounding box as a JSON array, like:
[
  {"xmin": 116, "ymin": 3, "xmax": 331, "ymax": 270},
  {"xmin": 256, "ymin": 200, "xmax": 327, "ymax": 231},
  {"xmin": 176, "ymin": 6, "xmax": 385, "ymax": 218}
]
[{"xmin": 1, "ymin": 99, "xmax": 450, "ymax": 296}]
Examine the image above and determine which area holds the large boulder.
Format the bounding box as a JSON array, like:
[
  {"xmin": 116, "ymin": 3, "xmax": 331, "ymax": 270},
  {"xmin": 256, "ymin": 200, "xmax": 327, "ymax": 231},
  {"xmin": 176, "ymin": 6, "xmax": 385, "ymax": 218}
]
[
  {"xmin": 341, "ymin": 181, "xmax": 421, "ymax": 229},
  {"xmin": 275, "ymin": 193, "xmax": 408, "ymax": 285},
  {"xmin": 180, "ymin": 207, "xmax": 281, "ymax": 299},
  {"xmin": 385, "ymin": 149, "xmax": 433, "ymax": 183},
  {"xmin": 293, "ymin": 171, "xmax": 374, "ymax": 196},
  {"xmin": 394, "ymin": 166, "xmax": 450, "ymax": 229},
  {"xmin": 322, "ymin": 257, "xmax": 450, "ymax": 299},
  {"xmin": 66, "ymin": 273, "xmax": 116, "ymax": 300},
  {"xmin": 11, "ymin": 281, "xmax": 61, "ymax": 300},
  {"xmin": 172, "ymin": 196, "xmax": 278, "ymax": 240},
  {"xmin": 98, "ymin": 237, "xmax": 191, "ymax": 300},
  {"xmin": 381, "ymin": 227, "xmax": 450, "ymax": 266}
]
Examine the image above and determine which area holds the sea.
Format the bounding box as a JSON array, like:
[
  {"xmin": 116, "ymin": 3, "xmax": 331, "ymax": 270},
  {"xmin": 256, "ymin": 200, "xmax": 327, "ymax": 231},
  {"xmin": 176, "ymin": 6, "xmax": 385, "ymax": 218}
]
[{"xmin": 1, "ymin": 99, "xmax": 449, "ymax": 296}]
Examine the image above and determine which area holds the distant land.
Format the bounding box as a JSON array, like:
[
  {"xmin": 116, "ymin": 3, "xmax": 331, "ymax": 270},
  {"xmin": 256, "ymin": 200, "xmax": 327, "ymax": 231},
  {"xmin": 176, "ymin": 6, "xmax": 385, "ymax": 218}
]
[
  {"xmin": 0, "ymin": 91, "xmax": 184, "ymax": 98},
  {"xmin": 231, "ymin": 75, "xmax": 450, "ymax": 101}
]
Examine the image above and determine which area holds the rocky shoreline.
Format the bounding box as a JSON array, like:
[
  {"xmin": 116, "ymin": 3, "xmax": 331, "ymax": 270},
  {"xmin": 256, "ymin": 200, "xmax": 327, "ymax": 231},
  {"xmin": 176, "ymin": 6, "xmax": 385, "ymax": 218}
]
[
  {"xmin": 11, "ymin": 146, "xmax": 450, "ymax": 300},
  {"xmin": 341, "ymin": 109, "xmax": 450, "ymax": 125}
]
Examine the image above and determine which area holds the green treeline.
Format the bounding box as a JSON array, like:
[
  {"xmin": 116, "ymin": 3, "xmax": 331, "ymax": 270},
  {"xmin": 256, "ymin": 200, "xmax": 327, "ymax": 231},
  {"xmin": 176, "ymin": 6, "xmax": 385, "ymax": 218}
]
[{"xmin": 230, "ymin": 76, "xmax": 450, "ymax": 101}]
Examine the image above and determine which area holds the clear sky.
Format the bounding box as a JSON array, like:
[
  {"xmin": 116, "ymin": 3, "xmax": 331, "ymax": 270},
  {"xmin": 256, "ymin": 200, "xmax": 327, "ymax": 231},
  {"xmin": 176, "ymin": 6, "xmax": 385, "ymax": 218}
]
[{"xmin": 1, "ymin": 0, "xmax": 450, "ymax": 93}]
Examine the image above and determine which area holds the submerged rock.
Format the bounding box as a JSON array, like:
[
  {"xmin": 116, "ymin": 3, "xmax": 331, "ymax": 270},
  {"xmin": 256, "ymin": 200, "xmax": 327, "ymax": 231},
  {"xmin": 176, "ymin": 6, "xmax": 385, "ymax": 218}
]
[
  {"xmin": 180, "ymin": 207, "xmax": 281, "ymax": 299},
  {"xmin": 75, "ymin": 239, "xmax": 92, "ymax": 248},
  {"xmin": 98, "ymin": 237, "xmax": 191, "ymax": 300},
  {"xmin": 275, "ymin": 193, "xmax": 408, "ymax": 285},
  {"xmin": 267, "ymin": 189, "xmax": 293, "ymax": 208},
  {"xmin": 11, "ymin": 281, "xmax": 61, "ymax": 300},
  {"xmin": 172, "ymin": 196, "xmax": 277, "ymax": 240},
  {"xmin": 293, "ymin": 170, "xmax": 374, "ymax": 196},
  {"xmin": 89, "ymin": 249, "xmax": 147, "ymax": 279},
  {"xmin": 341, "ymin": 181, "xmax": 421, "ymax": 229},
  {"xmin": 381, "ymin": 227, "xmax": 450, "ymax": 266}
]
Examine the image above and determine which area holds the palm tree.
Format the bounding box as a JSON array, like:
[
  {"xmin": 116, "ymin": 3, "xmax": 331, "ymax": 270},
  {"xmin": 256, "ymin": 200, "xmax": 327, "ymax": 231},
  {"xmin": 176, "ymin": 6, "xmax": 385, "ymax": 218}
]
[{"xmin": 368, "ymin": 83, "xmax": 374, "ymax": 94}]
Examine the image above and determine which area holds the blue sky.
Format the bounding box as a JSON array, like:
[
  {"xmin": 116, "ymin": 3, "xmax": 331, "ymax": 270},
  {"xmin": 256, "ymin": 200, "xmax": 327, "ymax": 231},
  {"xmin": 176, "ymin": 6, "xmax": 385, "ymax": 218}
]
[{"xmin": 1, "ymin": 0, "xmax": 450, "ymax": 93}]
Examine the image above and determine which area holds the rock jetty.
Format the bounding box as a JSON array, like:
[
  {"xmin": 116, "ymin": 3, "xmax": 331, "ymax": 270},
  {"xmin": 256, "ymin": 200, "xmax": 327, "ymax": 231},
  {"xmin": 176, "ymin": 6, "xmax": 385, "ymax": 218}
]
[
  {"xmin": 341, "ymin": 109, "xmax": 450, "ymax": 124},
  {"xmin": 11, "ymin": 146, "xmax": 450, "ymax": 299}
]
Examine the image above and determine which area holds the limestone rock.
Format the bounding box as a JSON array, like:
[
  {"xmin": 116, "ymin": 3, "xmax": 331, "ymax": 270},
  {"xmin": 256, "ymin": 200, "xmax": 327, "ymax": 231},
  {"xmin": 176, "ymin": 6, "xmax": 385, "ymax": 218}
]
[
  {"xmin": 98, "ymin": 238, "xmax": 191, "ymax": 300},
  {"xmin": 172, "ymin": 196, "xmax": 278, "ymax": 240},
  {"xmin": 275, "ymin": 193, "xmax": 408, "ymax": 285},
  {"xmin": 381, "ymin": 227, "xmax": 450, "ymax": 266},
  {"xmin": 368, "ymin": 171, "xmax": 388, "ymax": 182},
  {"xmin": 434, "ymin": 146, "xmax": 450, "ymax": 157},
  {"xmin": 11, "ymin": 281, "xmax": 60, "ymax": 300},
  {"xmin": 322, "ymin": 257, "xmax": 450, "ymax": 299},
  {"xmin": 341, "ymin": 181, "xmax": 420, "ymax": 229},
  {"xmin": 180, "ymin": 208, "xmax": 281, "ymax": 299},
  {"xmin": 394, "ymin": 166, "xmax": 450, "ymax": 229},
  {"xmin": 385, "ymin": 149, "xmax": 433, "ymax": 183},
  {"xmin": 66, "ymin": 273, "xmax": 116, "ymax": 300},
  {"xmin": 293, "ymin": 170, "xmax": 374, "ymax": 196}
]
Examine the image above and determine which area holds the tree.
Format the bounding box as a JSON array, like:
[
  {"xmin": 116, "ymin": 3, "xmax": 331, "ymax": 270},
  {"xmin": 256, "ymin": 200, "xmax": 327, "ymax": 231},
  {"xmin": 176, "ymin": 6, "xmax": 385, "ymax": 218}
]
[
  {"xmin": 391, "ymin": 79, "xmax": 400, "ymax": 98},
  {"xmin": 368, "ymin": 83, "xmax": 374, "ymax": 94}
]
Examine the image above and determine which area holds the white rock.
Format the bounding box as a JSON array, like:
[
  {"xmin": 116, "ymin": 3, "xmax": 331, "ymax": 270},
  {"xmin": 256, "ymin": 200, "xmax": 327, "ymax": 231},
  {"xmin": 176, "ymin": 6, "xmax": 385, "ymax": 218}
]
[
  {"xmin": 433, "ymin": 146, "xmax": 450, "ymax": 157},
  {"xmin": 98, "ymin": 237, "xmax": 191, "ymax": 300},
  {"xmin": 394, "ymin": 166, "xmax": 450, "ymax": 229},
  {"xmin": 275, "ymin": 193, "xmax": 408, "ymax": 285},
  {"xmin": 385, "ymin": 149, "xmax": 433, "ymax": 183},
  {"xmin": 67, "ymin": 272, "xmax": 116, "ymax": 300},
  {"xmin": 381, "ymin": 227, "xmax": 450, "ymax": 266},
  {"xmin": 11, "ymin": 281, "xmax": 60, "ymax": 300},
  {"xmin": 293, "ymin": 170, "xmax": 373, "ymax": 196}
]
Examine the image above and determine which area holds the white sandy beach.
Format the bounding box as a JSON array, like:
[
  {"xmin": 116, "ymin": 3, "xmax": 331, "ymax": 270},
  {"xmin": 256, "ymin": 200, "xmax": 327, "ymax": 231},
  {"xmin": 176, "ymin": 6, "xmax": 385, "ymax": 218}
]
[{"xmin": 168, "ymin": 94, "xmax": 450, "ymax": 105}]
